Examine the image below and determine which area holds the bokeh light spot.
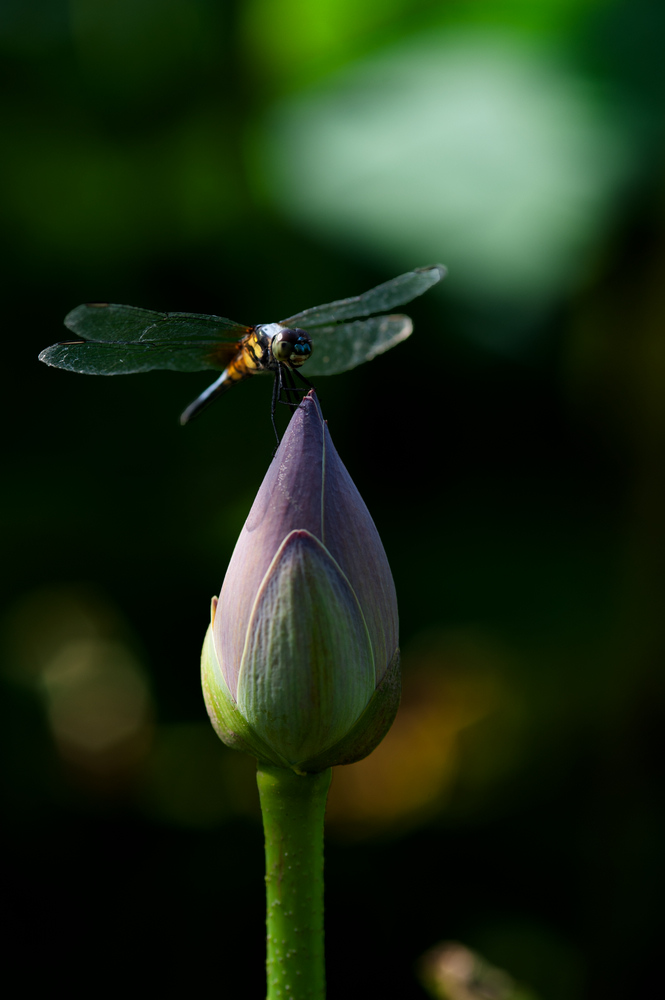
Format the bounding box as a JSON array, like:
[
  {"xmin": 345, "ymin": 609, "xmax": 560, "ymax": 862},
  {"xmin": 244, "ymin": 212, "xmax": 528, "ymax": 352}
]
[{"xmin": 261, "ymin": 30, "xmax": 633, "ymax": 318}]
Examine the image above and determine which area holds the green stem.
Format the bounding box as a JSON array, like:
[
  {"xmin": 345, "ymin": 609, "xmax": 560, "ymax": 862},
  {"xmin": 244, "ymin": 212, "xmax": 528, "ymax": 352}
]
[{"xmin": 256, "ymin": 764, "xmax": 332, "ymax": 1000}]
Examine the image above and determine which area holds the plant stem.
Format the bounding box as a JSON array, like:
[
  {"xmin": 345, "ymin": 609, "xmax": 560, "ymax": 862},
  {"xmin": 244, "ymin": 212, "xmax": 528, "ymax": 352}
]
[{"xmin": 256, "ymin": 764, "xmax": 332, "ymax": 1000}]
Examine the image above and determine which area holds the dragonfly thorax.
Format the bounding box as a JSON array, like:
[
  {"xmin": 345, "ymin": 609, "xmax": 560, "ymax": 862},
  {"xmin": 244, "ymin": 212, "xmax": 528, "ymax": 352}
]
[{"xmin": 259, "ymin": 323, "xmax": 313, "ymax": 369}]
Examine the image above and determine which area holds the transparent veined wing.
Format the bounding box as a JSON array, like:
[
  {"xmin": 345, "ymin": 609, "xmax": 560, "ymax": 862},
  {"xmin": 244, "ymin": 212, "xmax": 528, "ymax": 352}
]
[
  {"xmin": 63, "ymin": 303, "xmax": 250, "ymax": 343},
  {"xmin": 38, "ymin": 340, "xmax": 242, "ymax": 375},
  {"xmin": 282, "ymin": 263, "xmax": 445, "ymax": 328},
  {"xmin": 39, "ymin": 303, "xmax": 251, "ymax": 375},
  {"xmin": 303, "ymin": 314, "xmax": 413, "ymax": 376}
]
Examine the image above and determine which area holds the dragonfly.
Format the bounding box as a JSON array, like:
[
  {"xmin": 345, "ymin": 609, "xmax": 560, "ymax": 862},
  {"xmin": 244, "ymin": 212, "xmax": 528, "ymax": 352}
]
[{"xmin": 39, "ymin": 264, "xmax": 445, "ymax": 431}]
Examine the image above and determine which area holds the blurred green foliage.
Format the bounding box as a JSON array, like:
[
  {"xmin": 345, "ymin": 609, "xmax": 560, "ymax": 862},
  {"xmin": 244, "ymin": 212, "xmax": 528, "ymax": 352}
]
[{"xmin": 1, "ymin": 1, "xmax": 664, "ymax": 998}]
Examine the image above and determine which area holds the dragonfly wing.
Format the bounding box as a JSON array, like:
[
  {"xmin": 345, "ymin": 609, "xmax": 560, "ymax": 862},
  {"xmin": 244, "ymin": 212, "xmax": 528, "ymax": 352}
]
[
  {"xmin": 38, "ymin": 341, "xmax": 240, "ymax": 375},
  {"xmin": 282, "ymin": 264, "xmax": 445, "ymax": 327},
  {"xmin": 303, "ymin": 314, "xmax": 413, "ymax": 376},
  {"xmin": 39, "ymin": 303, "xmax": 252, "ymax": 375},
  {"xmin": 64, "ymin": 303, "xmax": 251, "ymax": 343}
]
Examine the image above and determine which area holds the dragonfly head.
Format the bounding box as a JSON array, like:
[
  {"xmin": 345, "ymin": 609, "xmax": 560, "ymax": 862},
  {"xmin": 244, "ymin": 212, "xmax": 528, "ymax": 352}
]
[{"xmin": 270, "ymin": 326, "xmax": 313, "ymax": 369}]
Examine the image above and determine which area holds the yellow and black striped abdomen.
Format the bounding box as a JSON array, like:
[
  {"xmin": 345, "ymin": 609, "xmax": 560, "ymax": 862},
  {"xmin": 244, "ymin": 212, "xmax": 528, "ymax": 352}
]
[{"xmin": 221, "ymin": 329, "xmax": 271, "ymax": 386}]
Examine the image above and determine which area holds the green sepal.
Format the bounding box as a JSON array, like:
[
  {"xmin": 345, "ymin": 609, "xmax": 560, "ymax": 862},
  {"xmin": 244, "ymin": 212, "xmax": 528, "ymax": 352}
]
[
  {"xmin": 296, "ymin": 647, "xmax": 401, "ymax": 773},
  {"xmin": 238, "ymin": 530, "xmax": 376, "ymax": 765},
  {"xmin": 202, "ymin": 600, "xmax": 400, "ymax": 774},
  {"xmin": 201, "ymin": 607, "xmax": 291, "ymax": 769}
]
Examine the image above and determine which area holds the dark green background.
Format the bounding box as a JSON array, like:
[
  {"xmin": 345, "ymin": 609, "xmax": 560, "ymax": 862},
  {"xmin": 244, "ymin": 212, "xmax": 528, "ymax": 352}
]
[{"xmin": 2, "ymin": 2, "xmax": 664, "ymax": 997}]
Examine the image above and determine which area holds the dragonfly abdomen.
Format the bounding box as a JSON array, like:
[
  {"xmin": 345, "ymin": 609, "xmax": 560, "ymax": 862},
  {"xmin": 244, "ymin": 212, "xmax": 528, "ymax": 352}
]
[{"xmin": 182, "ymin": 330, "xmax": 272, "ymax": 424}]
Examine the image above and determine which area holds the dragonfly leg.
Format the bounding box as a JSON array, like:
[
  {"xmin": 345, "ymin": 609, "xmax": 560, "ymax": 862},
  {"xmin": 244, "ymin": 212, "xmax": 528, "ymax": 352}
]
[
  {"xmin": 277, "ymin": 365, "xmax": 313, "ymax": 410},
  {"xmin": 271, "ymin": 364, "xmax": 315, "ymax": 446},
  {"xmin": 290, "ymin": 367, "xmax": 315, "ymax": 392},
  {"xmin": 280, "ymin": 366, "xmax": 301, "ymax": 414},
  {"xmin": 270, "ymin": 369, "xmax": 282, "ymax": 444}
]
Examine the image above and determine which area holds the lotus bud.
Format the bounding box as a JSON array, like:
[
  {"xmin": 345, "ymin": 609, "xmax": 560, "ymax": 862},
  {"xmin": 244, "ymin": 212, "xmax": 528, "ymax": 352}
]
[{"xmin": 201, "ymin": 391, "xmax": 400, "ymax": 773}]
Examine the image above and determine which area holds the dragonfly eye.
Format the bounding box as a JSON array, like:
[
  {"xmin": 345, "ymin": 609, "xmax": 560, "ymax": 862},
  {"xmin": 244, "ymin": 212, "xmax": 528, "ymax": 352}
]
[{"xmin": 271, "ymin": 328, "xmax": 313, "ymax": 368}]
